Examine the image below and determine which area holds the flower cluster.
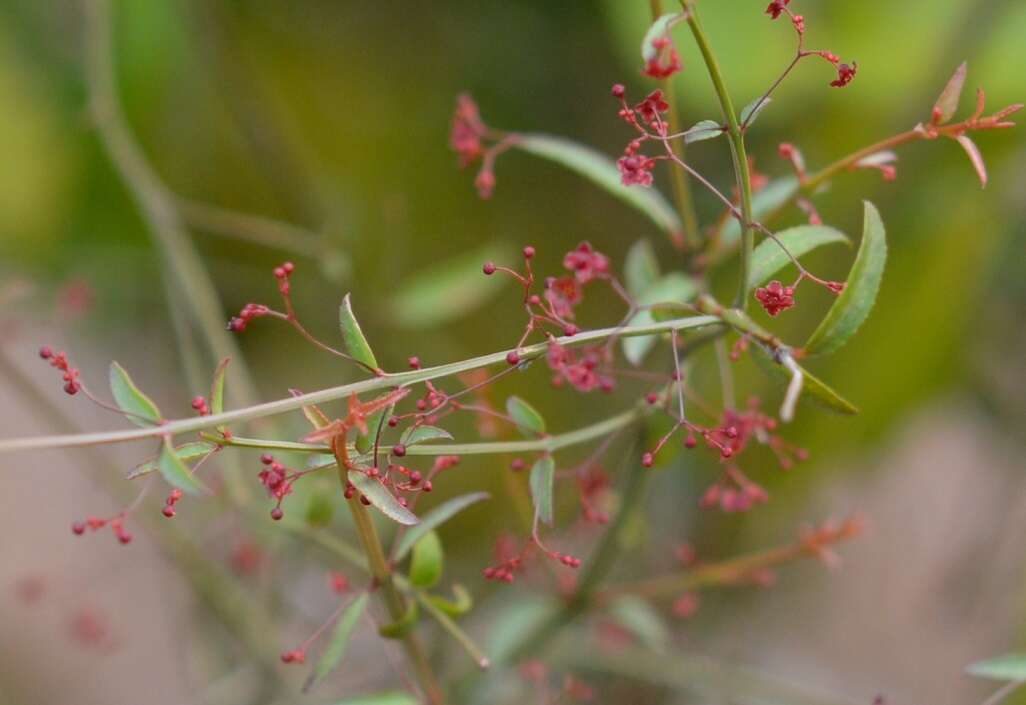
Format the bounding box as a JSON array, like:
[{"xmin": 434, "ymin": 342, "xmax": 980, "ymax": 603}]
[
  {"xmin": 38, "ymin": 346, "xmax": 81, "ymax": 395},
  {"xmin": 643, "ymin": 37, "xmax": 682, "ymax": 79},
  {"xmin": 71, "ymin": 514, "xmax": 133, "ymax": 545}
]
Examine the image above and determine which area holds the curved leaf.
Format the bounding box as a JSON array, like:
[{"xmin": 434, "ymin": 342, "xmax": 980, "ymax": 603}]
[
  {"xmin": 302, "ymin": 593, "xmax": 369, "ymax": 693},
  {"xmin": 127, "ymin": 441, "xmax": 216, "ymax": 479},
  {"xmin": 516, "ymin": 134, "xmax": 682, "ymax": 238},
  {"xmin": 684, "ymin": 119, "xmax": 725, "ymax": 144},
  {"xmin": 740, "ymin": 97, "xmax": 771, "ymax": 128},
  {"xmin": 394, "ymin": 491, "xmax": 490, "ymax": 560},
  {"xmin": 349, "ymin": 472, "xmax": 419, "ymax": 525},
  {"xmin": 748, "ymin": 225, "xmax": 850, "ymax": 289},
  {"xmin": 210, "ymin": 358, "xmax": 230, "ymax": 433},
  {"xmin": 427, "ymin": 584, "xmax": 474, "ymax": 618},
  {"xmin": 967, "ymin": 654, "xmax": 1026, "ymax": 681},
  {"xmin": 530, "ymin": 456, "xmax": 556, "ymax": 526},
  {"xmin": 109, "ymin": 362, "xmax": 161, "ymax": 426},
  {"xmin": 378, "ymin": 600, "xmax": 419, "ymax": 639},
  {"xmin": 506, "ymin": 396, "xmax": 546, "ymax": 436},
  {"xmin": 804, "ymin": 202, "xmax": 887, "ymax": 356},
  {"xmin": 933, "ymin": 61, "xmax": 967, "ymax": 124},
  {"xmin": 339, "ymin": 294, "xmax": 379, "ymax": 370},
  {"xmin": 623, "ymin": 273, "xmax": 699, "ymax": 365},
  {"xmin": 158, "ymin": 441, "xmax": 207, "ymax": 494},
  {"xmin": 752, "ymin": 346, "xmax": 858, "ymax": 415},
  {"xmin": 955, "ymin": 134, "xmax": 988, "ymax": 188},
  {"xmin": 388, "ymin": 243, "xmax": 514, "ymax": 329},
  {"xmin": 399, "ymin": 425, "xmax": 454, "ymax": 447},
  {"xmin": 409, "ymin": 530, "xmax": 444, "ymax": 589}
]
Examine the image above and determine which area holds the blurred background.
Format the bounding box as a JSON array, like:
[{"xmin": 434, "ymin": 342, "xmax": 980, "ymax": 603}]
[{"xmin": 1, "ymin": 1, "xmax": 1024, "ymax": 704}]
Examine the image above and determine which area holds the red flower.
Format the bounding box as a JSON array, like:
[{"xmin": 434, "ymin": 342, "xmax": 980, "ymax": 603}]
[
  {"xmin": 754, "ymin": 280, "xmax": 795, "ymax": 316},
  {"xmin": 545, "ymin": 276, "xmax": 583, "ymax": 319},
  {"xmin": 635, "ymin": 90, "xmax": 670, "ymax": 123},
  {"xmin": 765, "ymin": 0, "xmax": 790, "ymax": 19},
  {"xmin": 617, "ymin": 155, "xmax": 655, "ymax": 187},
  {"xmin": 642, "ymin": 38, "xmax": 682, "ymax": 79},
  {"xmin": 830, "ymin": 62, "xmax": 858, "ymax": 88},
  {"xmin": 450, "ymin": 94, "xmax": 487, "ymax": 167},
  {"xmin": 563, "ymin": 242, "xmax": 610, "ymax": 283}
]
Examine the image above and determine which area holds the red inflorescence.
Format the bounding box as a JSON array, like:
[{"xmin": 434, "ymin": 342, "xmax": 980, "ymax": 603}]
[
  {"xmin": 765, "ymin": 0, "xmax": 790, "ymax": 20},
  {"xmin": 830, "ymin": 62, "xmax": 858, "ymax": 88},
  {"xmin": 39, "ymin": 346, "xmax": 82, "ymax": 395},
  {"xmin": 755, "ymin": 280, "xmax": 796, "ymax": 316},
  {"xmin": 643, "ymin": 37, "xmax": 682, "ymax": 79}
]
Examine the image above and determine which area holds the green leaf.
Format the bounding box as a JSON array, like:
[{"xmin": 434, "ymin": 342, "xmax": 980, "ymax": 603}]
[
  {"xmin": 516, "ymin": 134, "xmax": 682, "ymax": 239},
  {"xmin": 933, "ymin": 61, "xmax": 967, "ymax": 124},
  {"xmin": 327, "ymin": 693, "xmax": 418, "ymax": 705},
  {"xmin": 684, "ymin": 119, "xmax": 724, "ymax": 144},
  {"xmin": 339, "ymin": 294, "xmax": 379, "ymax": 371},
  {"xmin": 641, "ymin": 12, "xmax": 679, "ymax": 61},
  {"xmin": 751, "ymin": 346, "xmax": 858, "ymax": 415},
  {"xmin": 409, "ymin": 530, "xmax": 444, "ymax": 588},
  {"xmin": 127, "ymin": 441, "xmax": 216, "ymax": 479},
  {"xmin": 622, "ymin": 273, "xmax": 699, "ymax": 365},
  {"xmin": 349, "ymin": 472, "xmax": 419, "ymax": 525},
  {"xmin": 506, "ymin": 396, "xmax": 546, "ymax": 437},
  {"xmin": 748, "ymin": 225, "xmax": 850, "ymax": 289},
  {"xmin": 624, "ymin": 239, "xmax": 660, "ymax": 298},
  {"xmin": 721, "ymin": 177, "xmax": 800, "ymax": 248},
  {"xmin": 609, "ymin": 596, "xmax": 669, "ymax": 652},
  {"xmin": 427, "ymin": 584, "xmax": 474, "ymax": 618},
  {"xmin": 388, "ymin": 243, "xmax": 515, "ymax": 329},
  {"xmin": 393, "ymin": 492, "xmax": 491, "ymax": 560},
  {"xmin": 967, "ymin": 654, "xmax": 1026, "ymax": 681},
  {"xmin": 209, "ymin": 357, "xmax": 229, "ymax": 416},
  {"xmin": 804, "ymin": 202, "xmax": 887, "ymax": 356},
  {"xmin": 305, "ymin": 487, "xmax": 336, "ymax": 527},
  {"xmin": 378, "ymin": 600, "xmax": 419, "ymax": 639},
  {"xmin": 303, "ymin": 593, "xmax": 369, "ymax": 693},
  {"xmin": 740, "ymin": 97, "xmax": 771, "ymax": 127},
  {"xmin": 529, "ymin": 456, "xmax": 555, "ymax": 525},
  {"xmin": 399, "ymin": 425, "xmax": 454, "ymax": 447},
  {"xmin": 158, "ymin": 441, "xmax": 207, "ymax": 494},
  {"xmin": 109, "ymin": 362, "xmax": 161, "ymax": 427}
]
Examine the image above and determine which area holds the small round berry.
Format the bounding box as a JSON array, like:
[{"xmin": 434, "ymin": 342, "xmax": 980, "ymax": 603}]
[
  {"xmin": 118, "ymin": 532, "xmax": 133, "ymax": 545},
  {"xmin": 563, "ymin": 324, "xmax": 578, "ymax": 337},
  {"xmin": 506, "ymin": 351, "xmax": 521, "ymax": 366},
  {"xmin": 510, "ymin": 458, "xmax": 526, "ymax": 472},
  {"xmin": 282, "ymin": 261, "xmax": 295, "ymax": 274},
  {"xmin": 408, "ymin": 356, "xmax": 421, "ymax": 369},
  {"xmin": 228, "ymin": 318, "xmax": 246, "ymax": 333},
  {"xmin": 260, "ymin": 454, "xmax": 274, "ymax": 465},
  {"xmin": 367, "ymin": 466, "xmax": 379, "ymax": 477},
  {"xmin": 191, "ymin": 396, "xmax": 206, "ymax": 410},
  {"xmin": 64, "ymin": 381, "xmax": 79, "ymax": 395},
  {"xmin": 522, "ymin": 246, "xmax": 535, "ymax": 259},
  {"xmin": 684, "ymin": 435, "xmax": 697, "ymax": 449},
  {"xmin": 38, "ymin": 346, "xmax": 53, "ymax": 359},
  {"xmin": 409, "ymin": 470, "xmax": 422, "ymax": 485},
  {"xmin": 273, "ymin": 266, "xmax": 286, "ymax": 279},
  {"xmin": 642, "ymin": 452, "xmax": 654, "ymax": 468},
  {"xmin": 359, "ymin": 495, "xmax": 371, "ymax": 506},
  {"xmin": 482, "ymin": 262, "xmax": 497, "ymax": 275},
  {"xmin": 280, "ymin": 651, "xmax": 295, "ymax": 663},
  {"xmin": 162, "ymin": 506, "xmax": 175, "ymax": 518},
  {"xmin": 528, "ymin": 294, "xmax": 541, "ymax": 305},
  {"xmin": 721, "ymin": 447, "xmax": 734, "ymax": 459},
  {"xmin": 611, "ymin": 83, "xmax": 626, "ymax": 98},
  {"xmin": 387, "ymin": 415, "xmax": 399, "ymax": 427},
  {"xmin": 71, "ymin": 521, "xmax": 86, "ymax": 536},
  {"xmin": 392, "ymin": 444, "xmax": 407, "ymax": 458},
  {"xmin": 270, "ymin": 507, "xmax": 284, "ymax": 521},
  {"xmin": 645, "ymin": 392, "xmax": 659, "ymax": 405},
  {"xmin": 422, "ymin": 480, "xmax": 433, "ymax": 492}
]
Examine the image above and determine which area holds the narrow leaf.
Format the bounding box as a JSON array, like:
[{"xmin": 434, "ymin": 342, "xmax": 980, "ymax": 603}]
[
  {"xmin": 409, "ymin": 531, "xmax": 444, "ymax": 588},
  {"xmin": 516, "ymin": 134, "xmax": 682, "ymax": 238},
  {"xmin": 933, "ymin": 61, "xmax": 967, "ymax": 124},
  {"xmin": 210, "ymin": 358, "xmax": 229, "ymax": 416},
  {"xmin": 529, "ymin": 456, "xmax": 555, "ymax": 526},
  {"xmin": 339, "ymin": 294, "xmax": 379, "ymax": 371},
  {"xmin": 967, "ymin": 654, "xmax": 1026, "ymax": 681},
  {"xmin": 684, "ymin": 119, "xmax": 725, "ymax": 144},
  {"xmin": 378, "ymin": 600, "xmax": 419, "ymax": 639},
  {"xmin": 303, "ymin": 593, "xmax": 369, "ymax": 692},
  {"xmin": 399, "ymin": 425, "xmax": 454, "ymax": 447},
  {"xmin": 751, "ymin": 346, "xmax": 858, "ymax": 415},
  {"xmin": 955, "ymin": 134, "xmax": 988, "ymax": 188},
  {"xmin": 127, "ymin": 441, "xmax": 216, "ymax": 479},
  {"xmin": 804, "ymin": 202, "xmax": 887, "ymax": 356},
  {"xmin": 748, "ymin": 225, "xmax": 850, "ymax": 289},
  {"xmin": 388, "ymin": 243, "xmax": 515, "ymax": 329},
  {"xmin": 622, "ymin": 273, "xmax": 699, "ymax": 365},
  {"xmin": 506, "ymin": 396, "xmax": 546, "ymax": 436},
  {"xmin": 641, "ymin": 12, "xmax": 679, "ymax": 61},
  {"xmin": 740, "ymin": 97, "xmax": 771, "ymax": 127},
  {"xmin": 624, "ymin": 239, "xmax": 660, "ymax": 298},
  {"xmin": 328, "ymin": 693, "xmax": 418, "ymax": 705},
  {"xmin": 158, "ymin": 441, "xmax": 207, "ymax": 494},
  {"xmin": 109, "ymin": 362, "xmax": 161, "ymax": 427},
  {"xmin": 427, "ymin": 584, "xmax": 474, "ymax": 618},
  {"xmin": 394, "ymin": 492, "xmax": 491, "ymax": 560},
  {"xmin": 349, "ymin": 472, "xmax": 419, "ymax": 525}
]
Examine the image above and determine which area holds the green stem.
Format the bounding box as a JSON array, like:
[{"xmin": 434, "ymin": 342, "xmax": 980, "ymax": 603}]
[
  {"xmin": 414, "ymin": 592, "xmax": 490, "ymax": 670},
  {"xmin": 0, "ymin": 315, "xmax": 720, "ymax": 453},
  {"xmin": 684, "ymin": 4, "xmax": 755, "ymax": 309}
]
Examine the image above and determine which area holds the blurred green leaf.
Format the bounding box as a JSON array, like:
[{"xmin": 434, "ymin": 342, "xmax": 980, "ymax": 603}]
[
  {"xmin": 210, "ymin": 357, "xmax": 229, "ymax": 416},
  {"xmin": 641, "ymin": 12, "xmax": 680, "ymax": 61},
  {"xmin": 306, "ymin": 487, "xmax": 336, "ymax": 528},
  {"xmin": 967, "ymin": 654, "xmax": 1026, "ymax": 681},
  {"xmin": 339, "ymin": 294, "xmax": 379, "ymax": 371},
  {"xmin": 427, "ymin": 584, "xmax": 474, "ymax": 618},
  {"xmin": 529, "ymin": 455, "xmax": 555, "ymax": 525},
  {"xmin": 158, "ymin": 441, "xmax": 207, "ymax": 494},
  {"xmin": 684, "ymin": 119, "xmax": 725, "ymax": 144},
  {"xmin": 516, "ymin": 134, "xmax": 682, "ymax": 238},
  {"xmin": 749, "ymin": 225, "xmax": 850, "ymax": 289},
  {"xmin": 378, "ymin": 600, "xmax": 419, "ymax": 639},
  {"xmin": 804, "ymin": 202, "xmax": 887, "ymax": 356},
  {"xmin": 934, "ymin": 61, "xmax": 967, "ymax": 124},
  {"xmin": 506, "ymin": 396, "xmax": 546, "ymax": 436},
  {"xmin": 349, "ymin": 472, "xmax": 419, "ymax": 525},
  {"xmin": 303, "ymin": 593, "xmax": 369, "ymax": 693},
  {"xmin": 109, "ymin": 362, "xmax": 161, "ymax": 426},
  {"xmin": 127, "ymin": 441, "xmax": 215, "ymax": 479},
  {"xmin": 740, "ymin": 96, "xmax": 771, "ymax": 127},
  {"xmin": 608, "ymin": 596, "xmax": 669, "ymax": 652},
  {"xmin": 388, "ymin": 243, "xmax": 514, "ymax": 329},
  {"xmin": 327, "ymin": 693, "xmax": 418, "ymax": 705},
  {"xmin": 394, "ymin": 492, "xmax": 490, "ymax": 561},
  {"xmin": 624, "ymin": 239, "xmax": 660, "ymax": 298},
  {"xmin": 623, "ymin": 273, "xmax": 699, "ymax": 365},
  {"xmin": 399, "ymin": 425, "xmax": 454, "ymax": 447},
  {"xmin": 409, "ymin": 530, "xmax": 444, "ymax": 588}
]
